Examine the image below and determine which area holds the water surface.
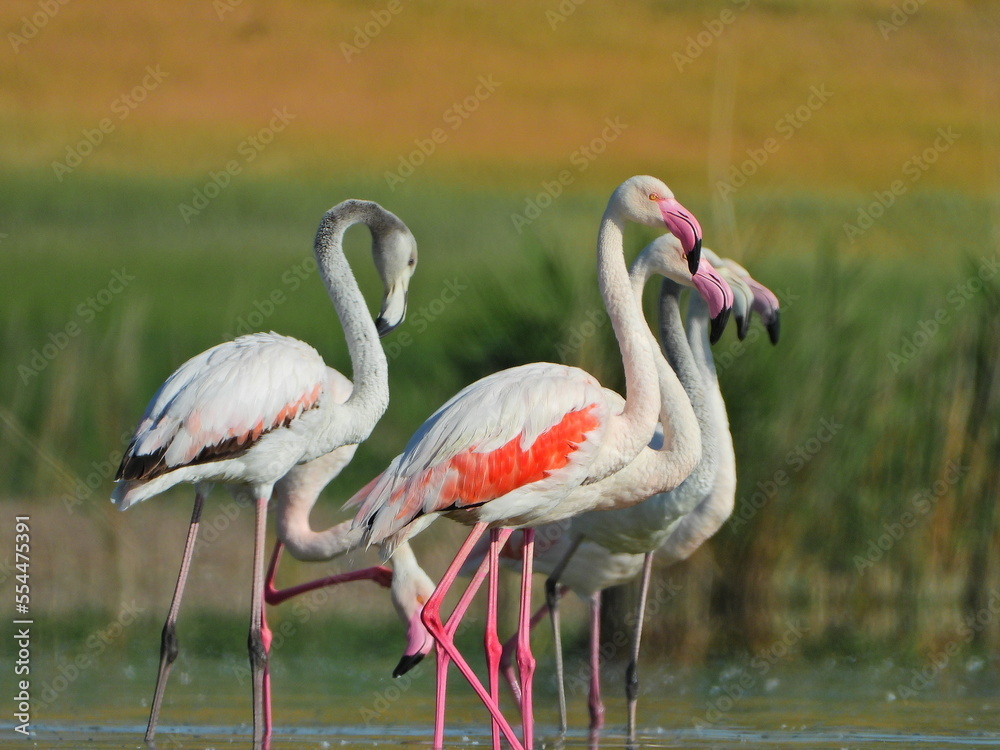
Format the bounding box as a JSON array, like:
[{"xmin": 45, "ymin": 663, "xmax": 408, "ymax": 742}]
[{"xmin": 3, "ymin": 651, "xmax": 998, "ymax": 749}]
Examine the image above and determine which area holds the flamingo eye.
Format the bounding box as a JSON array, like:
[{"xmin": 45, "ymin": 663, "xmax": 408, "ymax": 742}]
[{"xmin": 648, "ymin": 192, "xmax": 660, "ymax": 201}]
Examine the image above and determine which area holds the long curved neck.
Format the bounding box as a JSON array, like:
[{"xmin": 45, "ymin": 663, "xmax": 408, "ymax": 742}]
[
  {"xmin": 273, "ymin": 450, "xmax": 364, "ymax": 561},
  {"xmin": 656, "ymin": 291, "xmax": 735, "ymax": 564},
  {"xmin": 686, "ymin": 294, "xmax": 720, "ymax": 388},
  {"xmin": 313, "ymin": 202, "xmax": 391, "ymax": 447},
  {"xmin": 591, "ymin": 211, "xmax": 660, "ymax": 477},
  {"xmin": 651, "ymin": 279, "xmax": 703, "ymax": 458},
  {"xmin": 660, "ymin": 282, "xmax": 724, "ymax": 492}
]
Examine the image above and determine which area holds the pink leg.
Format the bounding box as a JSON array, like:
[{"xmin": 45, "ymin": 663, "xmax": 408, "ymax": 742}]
[
  {"xmin": 434, "ymin": 528, "xmax": 512, "ymax": 750},
  {"xmin": 546, "ymin": 534, "xmax": 584, "ymax": 733},
  {"xmin": 432, "ymin": 635, "xmax": 449, "ymax": 750},
  {"xmin": 500, "ymin": 586, "xmax": 568, "ymax": 709},
  {"xmin": 264, "ymin": 542, "xmax": 392, "ymax": 606},
  {"xmin": 145, "ymin": 488, "xmax": 206, "ymax": 742},
  {"xmin": 261, "ymin": 599, "xmax": 273, "ymax": 746},
  {"xmin": 422, "ymin": 522, "xmax": 524, "ymax": 750},
  {"xmin": 625, "ymin": 552, "xmax": 654, "ymax": 747},
  {"xmin": 516, "ymin": 529, "xmax": 536, "ymax": 750},
  {"xmin": 249, "ymin": 494, "xmax": 271, "ymax": 747},
  {"xmin": 485, "ymin": 529, "xmax": 503, "ymax": 750},
  {"xmin": 431, "ymin": 547, "xmax": 489, "ymax": 749},
  {"xmin": 588, "ymin": 590, "xmax": 605, "ymax": 733}
]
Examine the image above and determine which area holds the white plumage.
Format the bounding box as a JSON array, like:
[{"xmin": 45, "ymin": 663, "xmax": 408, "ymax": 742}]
[{"xmin": 114, "ymin": 199, "xmax": 418, "ymax": 745}]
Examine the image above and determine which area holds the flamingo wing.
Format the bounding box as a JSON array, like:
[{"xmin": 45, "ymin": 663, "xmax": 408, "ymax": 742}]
[
  {"xmin": 350, "ymin": 362, "xmax": 610, "ymax": 545},
  {"xmin": 116, "ymin": 333, "xmax": 329, "ymax": 482}
]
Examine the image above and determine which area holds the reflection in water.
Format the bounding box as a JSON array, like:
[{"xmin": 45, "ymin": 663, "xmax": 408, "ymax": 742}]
[{"xmin": 5, "ymin": 650, "xmax": 998, "ymax": 750}]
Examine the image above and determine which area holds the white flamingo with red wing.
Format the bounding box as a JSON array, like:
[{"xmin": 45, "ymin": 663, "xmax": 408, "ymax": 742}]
[{"xmin": 348, "ymin": 176, "xmax": 731, "ymax": 750}]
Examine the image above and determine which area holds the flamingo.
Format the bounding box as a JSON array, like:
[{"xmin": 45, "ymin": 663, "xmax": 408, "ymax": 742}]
[
  {"xmin": 111, "ymin": 199, "xmax": 418, "ymax": 746},
  {"xmin": 262, "ymin": 445, "xmax": 437, "ymax": 669},
  {"xmin": 496, "ymin": 250, "xmax": 780, "ymax": 743},
  {"xmin": 348, "ymin": 176, "xmax": 728, "ymax": 750}
]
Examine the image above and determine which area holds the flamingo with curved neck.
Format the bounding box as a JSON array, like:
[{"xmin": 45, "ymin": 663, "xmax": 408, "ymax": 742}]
[
  {"xmin": 347, "ymin": 177, "xmax": 717, "ymax": 750},
  {"xmin": 424, "ymin": 234, "xmax": 734, "ymax": 734},
  {"xmin": 495, "ymin": 251, "xmax": 779, "ymax": 744},
  {"xmin": 111, "ymin": 199, "xmax": 417, "ymax": 746}
]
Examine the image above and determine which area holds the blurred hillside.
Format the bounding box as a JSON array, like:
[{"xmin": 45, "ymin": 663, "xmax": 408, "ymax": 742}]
[{"xmin": 1, "ymin": 0, "xmax": 996, "ymax": 194}]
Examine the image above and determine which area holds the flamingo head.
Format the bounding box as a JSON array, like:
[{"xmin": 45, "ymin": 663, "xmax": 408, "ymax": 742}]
[
  {"xmin": 389, "ymin": 550, "xmax": 436, "ymax": 677},
  {"xmin": 715, "ymin": 264, "xmax": 754, "ymax": 340},
  {"xmin": 611, "ymin": 176, "xmax": 703, "ymax": 273},
  {"xmin": 635, "ymin": 234, "xmax": 734, "ymax": 343},
  {"xmin": 372, "ymin": 220, "xmax": 418, "ymax": 337},
  {"xmin": 719, "ymin": 258, "xmax": 781, "ymax": 345}
]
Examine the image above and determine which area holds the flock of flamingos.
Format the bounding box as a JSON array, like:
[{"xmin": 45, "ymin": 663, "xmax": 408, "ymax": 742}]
[{"xmin": 111, "ymin": 175, "xmax": 780, "ymax": 749}]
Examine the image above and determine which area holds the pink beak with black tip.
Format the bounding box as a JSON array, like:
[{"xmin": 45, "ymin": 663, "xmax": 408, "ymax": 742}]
[
  {"xmin": 393, "ymin": 607, "xmax": 434, "ymax": 677},
  {"xmin": 691, "ymin": 259, "xmax": 736, "ymax": 344},
  {"xmin": 747, "ymin": 278, "xmax": 781, "ymax": 345},
  {"xmin": 657, "ymin": 197, "xmax": 703, "ymax": 275}
]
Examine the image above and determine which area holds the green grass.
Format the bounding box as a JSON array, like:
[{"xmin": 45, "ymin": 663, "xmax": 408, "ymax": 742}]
[{"xmin": 1, "ymin": 169, "xmax": 997, "ymax": 663}]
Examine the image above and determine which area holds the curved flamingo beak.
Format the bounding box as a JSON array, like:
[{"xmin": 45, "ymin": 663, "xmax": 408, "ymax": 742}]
[
  {"xmin": 691, "ymin": 259, "xmax": 735, "ymax": 344},
  {"xmin": 747, "ymin": 278, "xmax": 781, "ymax": 345},
  {"xmin": 375, "ymin": 282, "xmax": 409, "ymax": 337},
  {"xmin": 393, "ymin": 607, "xmax": 434, "ymax": 678},
  {"xmin": 657, "ymin": 197, "xmax": 703, "ymax": 274}
]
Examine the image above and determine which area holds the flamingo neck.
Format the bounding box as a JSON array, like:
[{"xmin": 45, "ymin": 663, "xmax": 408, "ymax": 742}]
[
  {"xmin": 621, "ymin": 258, "xmax": 702, "ymax": 492},
  {"xmin": 278, "ymin": 514, "xmax": 363, "ymax": 562},
  {"xmin": 273, "ymin": 450, "xmax": 363, "ymax": 561},
  {"xmin": 651, "ymin": 282, "xmax": 715, "ymax": 489},
  {"xmin": 312, "ymin": 202, "xmax": 391, "ymax": 448},
  {"xmin": 687, "ymin": 293, "xmax": 727, "ymax": 387},
  {"xmin": 591, "ymin": 211, "xmax": 659, "ymax": 478},
  {"xmin": 388, "ymin": 542, "xmax": 421, "ymax": 615},
  {"xmin": 652, "ymin": 291, "xmax": 736, "ymax": 564}
]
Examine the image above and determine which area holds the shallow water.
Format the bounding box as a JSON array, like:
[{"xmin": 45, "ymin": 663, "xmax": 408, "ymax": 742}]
[{"xmin": 3, "ymin": 653, "xmax": 998, "ymax": 749}]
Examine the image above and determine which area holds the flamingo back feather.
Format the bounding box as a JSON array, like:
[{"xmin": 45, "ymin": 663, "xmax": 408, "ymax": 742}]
[
  {"xmin": 115, "ymin": 333, "xmax": 329, "ymax": 485},
  {"xmin": 350, "ymin": 362, "xmax": 609, "ymax": 549}
]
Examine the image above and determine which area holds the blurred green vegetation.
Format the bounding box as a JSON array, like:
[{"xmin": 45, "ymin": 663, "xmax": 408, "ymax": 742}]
[{"xmin": 0, "ymin": 168, "xmax": 997, "ymax": 669}]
